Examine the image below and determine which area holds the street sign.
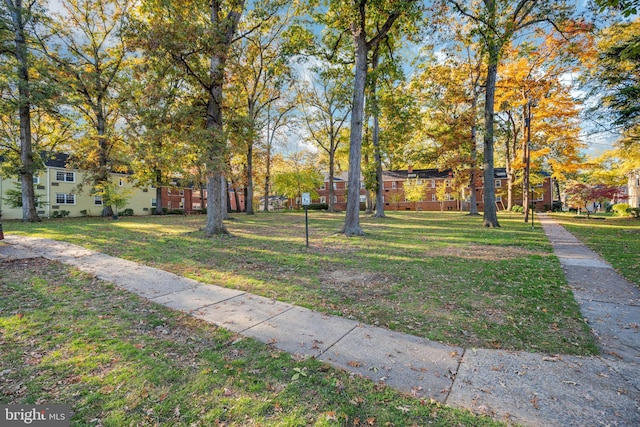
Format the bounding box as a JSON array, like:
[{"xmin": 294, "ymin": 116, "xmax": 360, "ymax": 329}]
[{"xmin": 301, "ymin": 192, "xmax": 311, "ymax": 206}]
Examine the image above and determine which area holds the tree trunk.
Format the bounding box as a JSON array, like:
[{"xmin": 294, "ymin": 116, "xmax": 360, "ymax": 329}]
[
  {"xmin": 342, "ymin": 32, "xmax": 367, "ymax": 236},
  {"xmin": 222, "ymin": 174, "xmax": 230, "ymax": 218},
  {"xmin": 482, "ymin": 43, "xmax": 500, "ymax": 228},
  {"xmin": 203, "ymin": 0, "xmax": 244, "ymax": 235},
  {"xmin": 328, "ymin": 150, "xmax": 336, "ymax": 212},
  {"xmin": 154, "ymin": 168, "xmax": 164, "ymax": 215},
  {"xmin": 10, "ymin": 0, "xmax": 40, "ymax": 222},
  {"xmin": 468, "ymin": 93, "xmax": 478, "ymax": 216},
  {"xmin": 246, "ymin": 142, "xmax": 254, "ymax": 214},
  {"xmin": 371, "ymin": 47, "xmax": 385, "ymax": 219},
  {"xmin": 263, "ymin": 139, "xmax": 271, "ymax": 212},
  {"xmin": 205, "ymin": 171, "xmax": 229, "ymax": 235}
]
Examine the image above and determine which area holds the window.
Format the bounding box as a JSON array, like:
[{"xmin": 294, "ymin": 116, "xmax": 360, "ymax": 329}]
[
  {"xmin": 179, "ymin": 190, "xmax": 184, "ymax": 196},
  {"xmin": 56, "ymin": 193, "xmax": 75, "ymax": 204},
  {"xmin": 360, "ymin": 181, "xmax": 365, "ymax": 189},
  {"xmin": 320, "ymin": 196, "xmax": 326, "ymax": 204},
  {"xmin": 432, "ymin": 194, "xmax": 437, "ymax": 201},
  {"xmin": 320, "ymin": 183, "xmax": 326, "ymax": 190},
  {"xmin": 431, "ymin": 180, "xmax": 436, "ymax": 188},
  {"xmin": 496, "ymin": 195, "xmax": 502, "ymax": 202},
  {"xmin": 151, "ymin": 199, "xmax": 157, "ymax": 207},
  {"xmin": 94, "ymin": 196, "xmax": 103, "ymax": 205},
  {"xmin": 495, "ymin": 179, "xmax": 501, "ymax": 188},
  {"xmin": 119, "ymin": 178, "xmax": 125, "ymax": 186},
  {"xmin": 56, "ymin": 171, "xmax": 75, "ymax": 182},
  {"xmin": 445, "ymin": 179, "xmax": 451, "ymax": 187},
  {"xmin": 333, "ymin": 183, "xmax": 337, "ymax": 190},
  {"xmin": 391, "ymin": 181, "xmax": 397, "ymax": 189},
  {"xmin": 416, "ymin": 179, "xmax": 423, "ymax": 185},
  {"xmin": 333, "ymin": 195, "xmax": 338, "ymax": 203},
  {"xmin": 33, "ymin": 176, "xmax": 40, "ymax": 184},
  {"xmin": 359, "ymin": 195, "xmax": 367, "ymax": 203}
]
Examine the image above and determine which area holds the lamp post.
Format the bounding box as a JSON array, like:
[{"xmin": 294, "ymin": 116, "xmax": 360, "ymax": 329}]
[{"xmin": 524, "ymin": 100, "xmax": 531, "ymax": 224}]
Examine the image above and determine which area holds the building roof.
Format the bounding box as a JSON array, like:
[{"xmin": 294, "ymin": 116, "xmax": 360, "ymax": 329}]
[{"xmin": 43, "ymin": 152, "xmax": 70, "ymax": 168}]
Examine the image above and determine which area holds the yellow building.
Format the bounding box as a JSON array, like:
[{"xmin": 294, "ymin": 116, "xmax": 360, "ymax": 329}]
[{"xmin": 0, "ymin": 153, "xmax": 154, "ymax": 220}]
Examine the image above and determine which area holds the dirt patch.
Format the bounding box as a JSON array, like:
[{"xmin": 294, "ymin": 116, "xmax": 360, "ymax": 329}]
[
  {"xmin": 321, "ymin": 269, "xmax": 394, "ymax": 299},
  {"xmin": 427, "ymin": 244, "xmax": 546, "ymax": 261}
]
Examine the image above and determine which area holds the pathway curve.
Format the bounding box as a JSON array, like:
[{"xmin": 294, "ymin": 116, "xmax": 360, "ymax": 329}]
[{"xmin": 1, "ymin": 215, "xmax": 638, "ymax": 426}]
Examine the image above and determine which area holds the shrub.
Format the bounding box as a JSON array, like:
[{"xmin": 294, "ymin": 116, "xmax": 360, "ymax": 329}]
[
  {"xmin": 308, "ymin": 203, "xmax": 328, "ymax": 211},
  {"xmin": 511, "ymin": 205, "xmax": 524, "ymax": 213},
  {"xmin": 121, "ymin": 208, "xmax": 134, "ymax": 216},
  {"xmin": 629, "ymin": 208, "xmax": 640, "ymax": 219},
  {"xmin": 612, "ymin": 203, "xmax": 630, "ymax": 217},
  {"xmin": 52, "ymin": 210, "xmax": 70, "ymax": 218}
]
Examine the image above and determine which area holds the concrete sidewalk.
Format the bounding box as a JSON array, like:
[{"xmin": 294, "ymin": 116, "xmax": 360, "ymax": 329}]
[{"xmin": 1, "ymin": 215, "xmax": 638, "ymax": 426}]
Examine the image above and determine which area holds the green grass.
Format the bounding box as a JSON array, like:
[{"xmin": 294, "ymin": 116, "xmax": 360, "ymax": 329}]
[
  {"xmin": 4, "ymin": 210, "xmax": 597, "ymax": 355},
  {"xmin": 551, "ymin": 213, "xmax": 640, "ymax": 287},
  {"xmin": 0, "ymin": 258, "xmax": 503, "ymax": 426}
]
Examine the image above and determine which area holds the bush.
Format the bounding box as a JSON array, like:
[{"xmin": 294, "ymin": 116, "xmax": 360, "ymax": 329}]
[
  {"xmin": 629, "ymin": 208, "xmax": 640, "ymax": 219},
  {"xmin": 308, "ymin": 203, "xmax": 328, "ymax": 211},
  {"xmin": 51, "ymin": 210, "xmax": 70, "ymax": 218},
  {"xmin": 611, "ymin": 203, "xmax": 630, "ymax": 217},
  {"xmin": 511, "ymin": 205, "xmax": 524, "ymax": 213},
  {"xmin": 166, "ymin": 209, "xmax": 185, "ymax": 215},
  {"xmin": 121, "ymin": 208, "xmax": 134, "ymax": 216}
]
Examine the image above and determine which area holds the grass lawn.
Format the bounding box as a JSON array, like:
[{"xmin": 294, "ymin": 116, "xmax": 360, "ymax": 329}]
[
  {"xmin": 0, "ymin": 258, "xmax": 502, "ymax": 426},
  {"xmin": 550, "ymin": 213, "xmax": 640, "ymax": 287},
  {"xmin": 4, "ymin": 210, "xmax": 597, "ymax": 356}
]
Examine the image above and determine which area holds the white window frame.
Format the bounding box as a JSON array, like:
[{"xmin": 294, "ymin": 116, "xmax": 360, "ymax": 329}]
[
  {"xmin": 432, "ymin": 194, "xmax": 436, "ymax": 201},
  {"xmin": 431, "ymin": 180, "xmax": 436, "ymax": 188},
  {"xmin": 320, "ymin": 196, "xmax": 326, "ymax": 204},
  {"xmin": 119, "ymin": 178, "xmax": 125, "ymax": 186},
  {"xmin": 94, "ymin": 196, "xmax": 103, "ymax": 205},
  {"xmin": 56, "ymin": 171, "xmax": 75, "ymax": 182},
  {"xmin": 55, "ymin": 193, "xmax": 75, "ymax": 204},
  {"xmin": 359, "ymin": 195, "xmax": 367, "ymax": 203},
  {"xmin": 320, "ymin": 183, "xmax": 326, "ymax": 190},
  {"xmin": 495, "ymin": 179, "xmax": 501, "ymax": 188},
  {"xmin": 151, "ymin": 199, "xmax": 157, "ymax": 207},
  {"xmin": 391, "ymin": 181, "xmax": 397, "ymax": 189}
]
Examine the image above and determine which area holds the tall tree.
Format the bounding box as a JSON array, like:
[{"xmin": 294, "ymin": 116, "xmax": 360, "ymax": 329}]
[
  {"xmin": 0, "ymin": 0, "xmax": 43, "ymax": 221},
  {"xmin": 119, "ymin": 55, "xmax": 193, "ymax": 215},
  {"xmin": 445, "ymin": 0, "xmax": 576, "ymax": 227},
  {"xmin": 587, "ymin": 18, "xmax": 640, "ymax": 145},
  {"xmin": 319, "ymin": 0, "xmax": 417, "ymax": 236},
  {"xmin": 262, "ymin": 99, "xmax": 294, "ymax": 211},
  {"xmin": 226, "ymin": 2, "xmax": 295, "ymax": 215},
  {"xmin": 298, "ymin": 63, "xmax": 351, "ymax": 213},
  {"xmin": 138, "ymin": 0, "xmax": 246, "ymax": 235},
  {"xmin": 40, "ymin": 0, "xmax": 132, "ymax": 217}
]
